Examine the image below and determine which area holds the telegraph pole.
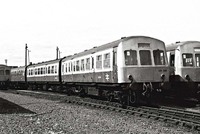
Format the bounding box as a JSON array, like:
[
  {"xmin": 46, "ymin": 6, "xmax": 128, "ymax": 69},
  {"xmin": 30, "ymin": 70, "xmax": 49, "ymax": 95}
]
[
  {"xmin": 25, "ymin": 44, "xmax": 28, "ymax": 66},
  {"xmin": 56, "ymin": 46, "xmax": 59, "ymax": 59}
]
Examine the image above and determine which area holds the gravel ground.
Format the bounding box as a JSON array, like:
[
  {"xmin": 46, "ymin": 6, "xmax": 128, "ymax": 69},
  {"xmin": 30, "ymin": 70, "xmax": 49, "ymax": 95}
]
[{"xmin": 0, "ymin": 91, "xmax": 198, "ymax": 134}]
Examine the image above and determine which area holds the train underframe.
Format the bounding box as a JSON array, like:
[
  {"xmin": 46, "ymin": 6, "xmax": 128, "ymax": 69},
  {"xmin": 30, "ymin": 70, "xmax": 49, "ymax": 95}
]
[
  {"xmin": 9, "ymin": 81, "xmax": 168, "ymax": 106},
  {"xmin": 169, "ymin": 81, "xmax": 200, "ymax": 101},
  {"xmin": 0, "ymin": 81, "xmax": 9, "ymax": 90}
]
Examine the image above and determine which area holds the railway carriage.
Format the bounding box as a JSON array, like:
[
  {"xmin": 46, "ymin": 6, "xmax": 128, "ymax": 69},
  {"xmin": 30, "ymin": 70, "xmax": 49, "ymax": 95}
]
[
  {"xmin": 0, "ymin": 64, "xmax": 11, "ymax": 89},
  {"xmin": 26, "ymin": 59, "xmax": 64, "ymax": 90},
  {"xmin": 10, "ymin": 66, "xmax": 26, "ymax": 89},
  {"xmin": 166, "ymin": 41, "xmax": 200, "ymax": 100},
  {"xmin": 61, "ymin": 36, "xmax": 170, "ymax": 105}
]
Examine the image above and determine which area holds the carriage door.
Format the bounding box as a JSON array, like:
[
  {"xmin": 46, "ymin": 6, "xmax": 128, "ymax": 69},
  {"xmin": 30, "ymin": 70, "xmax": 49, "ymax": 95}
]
[{"xmin": 113, "ymin": 47, "xmax": 118, "ymax": 83}]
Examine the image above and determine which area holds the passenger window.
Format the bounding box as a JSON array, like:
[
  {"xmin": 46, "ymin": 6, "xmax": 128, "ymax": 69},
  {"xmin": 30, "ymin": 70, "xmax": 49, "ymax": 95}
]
[
  {"xmin": 195, "ymin": 54, "xmax": 200, "ymax": 67},
  {"xmin": 6, "ymin": 70, "xmax": 10, "ymax": 75},
  {"xmin": 35, "ymin": 68, "xmax": 37, "ymax": 75},
  {"xmin": 182, "ymin": 53, "xmax": 193, "ymax": 66},
  {"xmin": 73, "ymin": 61, "xmax": 75, "ymax": 72},
  {"xmin": 51, "ymin": 66, "xmax": 54, "ymax": 74},
  {"xmin": 113, "ymin": 52, "xmax": 117, "ymax": 66},
  {"xmin": 48, "ymin": 66, "xmax": 51, "ymax": 74},
  {"xmin": 92, "ymin": 57, "xmax": 94, "ymax": 69},
  {"xmin": 41, "ymin": 68, "xmax": 43, "ymax": 74},
  {"xmin": 86, "ymin": 58, "xmax": 90, "ymax": 70},
  {"xmin": 38, "ymin": 68, "xmax": 41, "ymax": 75},
  {"xmin": 65, "ymin": 63, "xmax": 67, "ymax": 73},
  {"xmin": 104, "ymin": 53, "xmax": 110, "ymax": 68},
  {"xmin": 139, "ymin": 50, "xmax": 152, "ymax": 65},
  {"xmin": 153, "ymin": 50, "xmax": 165, "ymax": 65},
  {"xmin": 68, "ymin": 62, "xmax": 71, "ymax": 72},
  {"xmin": 81, "ymin": 59, "xmax": 85, "ymax": 71},
  {"xmin": 76, "ymin": 60, "xmax": 80, "ymax": 71},
  {"xmin": 55, "ymin": 65, "xmax": 57, "ymax": 73},
  {"xmin": 71, "ymin": 62, "xmax": 73, "ymax": 72},
  {"xmin": 124, "ymin": 50, "xmax": 137, "ymax": 65},
  {"xmin": 96, "ymin": 55, "xmax": 102, "ymax": 69},
  {"xmin": 0, "ymin": 70, "xmax": 4, "ymax": 75}
]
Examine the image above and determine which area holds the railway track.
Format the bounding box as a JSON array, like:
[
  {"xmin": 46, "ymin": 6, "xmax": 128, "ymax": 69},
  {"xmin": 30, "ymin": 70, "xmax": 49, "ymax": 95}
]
[
  {"xmin": 71, "ymin": 97, "xmax": 200, "ymax": 131},
  {"xmin": 5, "ymin": 89, "xmax": 200, "ymax": 131}
]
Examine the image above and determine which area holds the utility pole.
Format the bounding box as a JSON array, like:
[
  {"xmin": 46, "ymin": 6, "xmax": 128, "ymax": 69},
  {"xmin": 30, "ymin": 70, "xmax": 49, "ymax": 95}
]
[
  {"xmin": 56, "ymin": 46, "xmax": 59, "ymax": 59},
  {"xmin": 5, "ymin": 59, "xmax": 7, "ymax": 65},
  {"xmin": 25, "ymin": 44, "xmax": 28, "ymax": 66},
  {"xmin": 28, "ymin": 49, "xmax": 31, "ymax": 65}
]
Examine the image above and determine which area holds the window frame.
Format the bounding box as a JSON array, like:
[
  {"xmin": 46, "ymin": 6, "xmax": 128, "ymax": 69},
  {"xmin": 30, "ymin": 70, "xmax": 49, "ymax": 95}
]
[
  {"xmin": 153, "ymin": 49, "xmax": 166, "ymax": 65},
  {"xmin": 96, "ymin": 55, "xmax": 102, "ymax": 69},
  {"xmin": 182, "ymin": 53, "xmax": 193, "ymax": 67},
  {"xmin": 103, "ymin": 53, "xmax": 111, "ymax": 68},
  {"xmin": 124, "ymin": 50, "xmax": 137, "ymax": 66},
  {"xmin": 139, "ymin": 50, "xmax": 152, "ymax": 65},
  {"xmin": 195, "ymin": 54, "xmax": 200, "ymax": 67}
]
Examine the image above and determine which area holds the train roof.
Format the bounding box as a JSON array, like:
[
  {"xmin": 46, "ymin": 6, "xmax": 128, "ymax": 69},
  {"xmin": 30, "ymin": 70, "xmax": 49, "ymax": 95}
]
[
  {"xmin": 166, "ymin": 41, "xmax": 200, "ymax": 51},
  {"xmin": 28, "ymin": 58, "xmax": 62, "ymax": 67},
  {"xmin": 0, "ymin": 64, "xmax": 7, "ymax": 67},
  {"xmin": 10, "ymin": 66, "xmax": 25, "ymax": 71},
  {"xmin": 23, "ymin": 36, "xmax": 163, "ymax": 66},
  {"xmin": 63, "ymin": 36, "xmax": 164, "ymax": 61},
  {"xmin": 0, "ymin": 64, "xmax": 13, "ymax": 69}
]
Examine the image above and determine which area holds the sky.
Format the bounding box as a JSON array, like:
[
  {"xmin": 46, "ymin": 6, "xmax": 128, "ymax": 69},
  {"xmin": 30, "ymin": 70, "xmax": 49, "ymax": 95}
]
[{"xmin": 0, "ymin": 0, "xmax": 200, "ymax": 66}]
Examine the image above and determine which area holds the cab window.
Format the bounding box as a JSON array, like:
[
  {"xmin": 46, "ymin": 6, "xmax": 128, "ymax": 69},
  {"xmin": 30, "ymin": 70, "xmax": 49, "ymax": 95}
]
[
  {"xmin": 139, "ymin": 50, "xmax": 152, "ymax": 65},
  {"xmin": 195, "ymin": 54, "xmax": 200, "ymax": 67},
  {"xmin": 182, "ymin": 53, "xmax": 193, "ymax": 67},
  {"xmin": 153, "ymin": 50, "xmax": 165, "ymax": 65},
  {"xmin": 124, "ymin": 50, "xmax": 137, "ymax": 65}
]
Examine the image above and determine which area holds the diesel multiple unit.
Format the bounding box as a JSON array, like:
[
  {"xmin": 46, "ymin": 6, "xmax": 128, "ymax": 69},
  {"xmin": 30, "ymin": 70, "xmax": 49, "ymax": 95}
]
[{"xmin": 9, "ymin": 36, "xmax": 170, "ymax": 105}]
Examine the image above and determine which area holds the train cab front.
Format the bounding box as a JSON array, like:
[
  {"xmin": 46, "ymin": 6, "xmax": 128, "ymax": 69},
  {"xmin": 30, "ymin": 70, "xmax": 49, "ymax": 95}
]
[
  {"xmin": 177, "ymin": 50, "xmax": 200, "ymax": 100},
  {"xmin": 117, "ymin": 36, "xmax": 170, "ymax": 104}
]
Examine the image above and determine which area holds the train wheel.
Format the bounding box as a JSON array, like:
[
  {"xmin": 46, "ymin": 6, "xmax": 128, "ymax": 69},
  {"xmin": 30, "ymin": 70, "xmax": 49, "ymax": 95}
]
[
  {"xmin": 119, "ymin": 91, "xmax": 129, "ymax": 108},
  {"xmin": 79, "ymin": 87, "xmax": 86, "ymax": 97},
  {"xmin": 129, "ymin": 90, "xmax": 139, "ymax": 106},
  {"xmin": 42, "ymin": 84, "xmax": 48, "ymax": 91}
]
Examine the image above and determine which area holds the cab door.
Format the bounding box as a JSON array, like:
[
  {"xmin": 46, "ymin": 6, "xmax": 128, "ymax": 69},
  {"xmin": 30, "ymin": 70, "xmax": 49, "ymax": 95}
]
[{"xmin": 113, "ymin": 47, "xmax": 118, "ymax": 83}]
